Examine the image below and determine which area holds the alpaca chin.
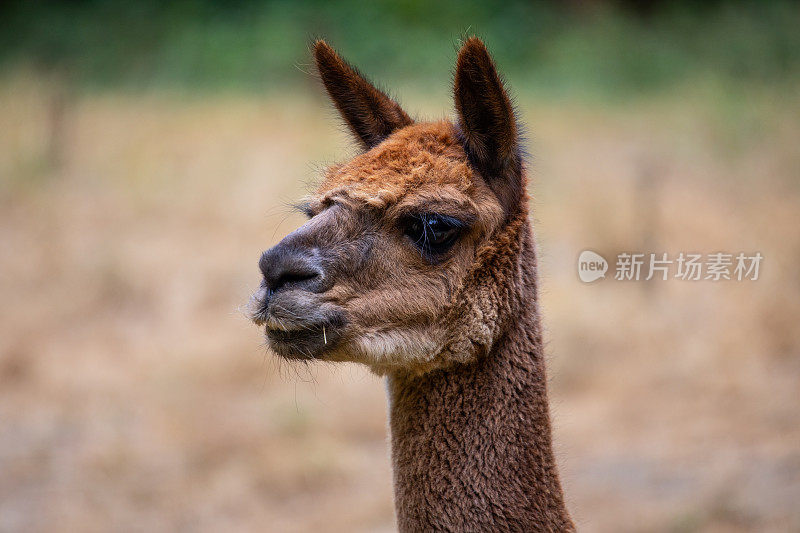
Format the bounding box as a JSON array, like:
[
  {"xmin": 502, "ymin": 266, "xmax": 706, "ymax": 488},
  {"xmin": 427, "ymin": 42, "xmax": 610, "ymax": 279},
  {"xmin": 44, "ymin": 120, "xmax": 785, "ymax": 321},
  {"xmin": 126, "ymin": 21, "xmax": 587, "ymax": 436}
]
[{"xmin": 345, "ymin": 327, "xmax": 444, "ymax": 375}]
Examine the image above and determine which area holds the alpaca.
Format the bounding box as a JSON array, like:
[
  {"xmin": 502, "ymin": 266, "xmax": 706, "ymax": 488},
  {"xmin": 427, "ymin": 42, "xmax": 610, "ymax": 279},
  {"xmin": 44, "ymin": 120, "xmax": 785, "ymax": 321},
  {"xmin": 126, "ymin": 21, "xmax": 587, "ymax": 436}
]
[{"xmin": 251, "ymin": 38, "xmax": 574, "ymax": 531}]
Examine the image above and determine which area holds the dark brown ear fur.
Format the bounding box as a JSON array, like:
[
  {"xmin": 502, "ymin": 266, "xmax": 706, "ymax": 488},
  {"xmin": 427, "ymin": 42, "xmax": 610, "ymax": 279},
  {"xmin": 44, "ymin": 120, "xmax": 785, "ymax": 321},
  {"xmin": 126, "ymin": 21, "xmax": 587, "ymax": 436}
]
[
  {"xmin": 313, "ymin": 40, "xmax": 413, "ymax": 150},
  {"xmin": 454, "ymin": 37, "xmax": 523, "ymax": 216}
]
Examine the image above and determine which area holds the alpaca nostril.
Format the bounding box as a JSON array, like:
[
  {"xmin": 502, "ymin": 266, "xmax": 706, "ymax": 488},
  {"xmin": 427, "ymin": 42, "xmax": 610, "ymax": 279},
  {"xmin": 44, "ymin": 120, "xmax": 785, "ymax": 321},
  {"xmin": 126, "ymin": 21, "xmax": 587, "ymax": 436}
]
[
  {"xmin": 259, "ymin": 247, "xmax": 324, "ymax": 293},
  {"xmin": 271, "ymin": 269, "xmax": 320, "ymax": 292}
]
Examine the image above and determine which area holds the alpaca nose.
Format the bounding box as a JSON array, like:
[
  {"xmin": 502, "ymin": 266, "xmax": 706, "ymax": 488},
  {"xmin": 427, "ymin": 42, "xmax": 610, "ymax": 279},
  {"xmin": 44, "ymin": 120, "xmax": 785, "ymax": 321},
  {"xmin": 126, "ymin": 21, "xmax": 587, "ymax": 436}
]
[{"xmin": 259, "ymin": 245, "xmax": 324, "ymax": 294}]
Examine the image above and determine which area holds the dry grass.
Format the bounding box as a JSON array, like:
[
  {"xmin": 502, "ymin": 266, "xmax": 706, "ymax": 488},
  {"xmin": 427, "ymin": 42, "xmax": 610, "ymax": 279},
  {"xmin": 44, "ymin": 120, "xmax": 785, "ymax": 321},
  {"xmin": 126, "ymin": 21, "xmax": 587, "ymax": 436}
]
[{"xmin": 1, "ymin": 75, "xmax": 798, "ymax": 532}]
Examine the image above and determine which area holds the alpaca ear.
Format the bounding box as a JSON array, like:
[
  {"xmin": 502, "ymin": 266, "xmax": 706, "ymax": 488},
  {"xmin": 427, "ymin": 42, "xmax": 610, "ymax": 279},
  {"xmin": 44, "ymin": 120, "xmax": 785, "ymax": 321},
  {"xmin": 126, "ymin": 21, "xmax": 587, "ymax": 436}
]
[
  {"xmin": 313, "ymin": 40, "xmax": 413, "ymax": 150},
  {"xmin": 454, "ymin": 37, "xmax": 522, "ymax": 215}
]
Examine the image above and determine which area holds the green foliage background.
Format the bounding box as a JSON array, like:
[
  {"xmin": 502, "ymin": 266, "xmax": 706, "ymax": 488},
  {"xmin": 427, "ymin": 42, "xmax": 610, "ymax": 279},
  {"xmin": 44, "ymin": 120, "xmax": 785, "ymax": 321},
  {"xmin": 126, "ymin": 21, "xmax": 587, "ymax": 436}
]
[{"xmin": 2, "ymin": 0, "xmax": 800, "ymax": 96}]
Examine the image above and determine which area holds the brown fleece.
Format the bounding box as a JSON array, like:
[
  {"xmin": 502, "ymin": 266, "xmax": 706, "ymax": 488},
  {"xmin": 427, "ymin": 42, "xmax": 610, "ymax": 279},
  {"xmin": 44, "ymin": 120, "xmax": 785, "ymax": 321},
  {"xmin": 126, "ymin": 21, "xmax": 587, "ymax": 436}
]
[{"xmin": 389, "ymin": 218, "xmax": 574, "ymax": 532}]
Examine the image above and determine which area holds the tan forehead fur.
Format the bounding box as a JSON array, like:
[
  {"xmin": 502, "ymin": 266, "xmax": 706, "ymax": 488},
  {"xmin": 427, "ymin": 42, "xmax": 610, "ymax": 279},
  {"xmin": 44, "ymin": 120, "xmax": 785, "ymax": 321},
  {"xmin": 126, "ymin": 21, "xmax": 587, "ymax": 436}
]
[{"xmin": 311, "ymin": 121, "xmax": 502, "ymax": 224}]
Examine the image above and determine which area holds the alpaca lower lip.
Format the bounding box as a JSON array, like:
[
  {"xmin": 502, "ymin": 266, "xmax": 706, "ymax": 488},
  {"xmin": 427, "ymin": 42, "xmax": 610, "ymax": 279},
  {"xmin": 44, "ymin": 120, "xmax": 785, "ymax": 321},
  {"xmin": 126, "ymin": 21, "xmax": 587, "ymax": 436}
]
[
  {"xmin": 266, "ymin": 326, "xmax": 320, "ymax": 342},
  {"xmin": 265, "ymin": 319, "xmax": 342, "ymax": 359}
]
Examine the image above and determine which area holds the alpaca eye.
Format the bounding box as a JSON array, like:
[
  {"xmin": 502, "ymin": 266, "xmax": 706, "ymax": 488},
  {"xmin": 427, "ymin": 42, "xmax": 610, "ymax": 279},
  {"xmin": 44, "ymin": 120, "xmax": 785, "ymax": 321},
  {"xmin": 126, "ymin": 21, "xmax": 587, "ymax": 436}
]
[
  {"xmin": 295, "ymin": 202, "xmax": 316, "ymax": 220},
  {"xmin": 404, "ymin": 214, "xmax": 463, "ymax": 256}
]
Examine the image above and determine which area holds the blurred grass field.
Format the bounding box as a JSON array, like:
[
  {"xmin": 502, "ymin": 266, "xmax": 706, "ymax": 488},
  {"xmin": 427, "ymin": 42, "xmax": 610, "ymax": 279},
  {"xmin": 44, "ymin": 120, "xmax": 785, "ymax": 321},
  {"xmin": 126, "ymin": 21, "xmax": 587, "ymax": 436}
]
[
  {"xmin": 2, "ymin": 2, "xmax": 800, "ymax": 532},
  {"xmin": 2, "ymin": 75, "xmax": 799, "ymax": 532},
  {"xmin": 3, "ymin": 1, "xmax": 800, "ymax": 95}
]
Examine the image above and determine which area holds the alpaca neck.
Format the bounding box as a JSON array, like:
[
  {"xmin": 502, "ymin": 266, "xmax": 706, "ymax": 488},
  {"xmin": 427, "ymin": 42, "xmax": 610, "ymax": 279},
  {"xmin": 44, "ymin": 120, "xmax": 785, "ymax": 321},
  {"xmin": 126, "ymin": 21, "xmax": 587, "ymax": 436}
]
[{"xmin": 386, "ymin": 264, "xmax": 572, "ymax": 530}]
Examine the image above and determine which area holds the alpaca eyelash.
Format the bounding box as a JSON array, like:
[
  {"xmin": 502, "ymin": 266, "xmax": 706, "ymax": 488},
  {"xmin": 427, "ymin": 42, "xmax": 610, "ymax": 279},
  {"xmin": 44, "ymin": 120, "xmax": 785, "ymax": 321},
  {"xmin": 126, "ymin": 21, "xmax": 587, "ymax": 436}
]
[
  {"xmin": 292, "ymin": 202, "xmax": 316, "ymax": 219},
  {"xmin": 405, "ymin": 213, "xmax": 464, "ymax": 256}
]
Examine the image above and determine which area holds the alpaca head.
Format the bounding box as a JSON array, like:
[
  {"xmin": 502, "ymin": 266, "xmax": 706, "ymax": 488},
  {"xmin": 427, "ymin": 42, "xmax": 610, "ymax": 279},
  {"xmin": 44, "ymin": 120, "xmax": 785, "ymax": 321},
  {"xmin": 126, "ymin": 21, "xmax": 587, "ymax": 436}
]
[{"xmin": 251, "ymin": 38, "xmax": 528, "ymax": 375}]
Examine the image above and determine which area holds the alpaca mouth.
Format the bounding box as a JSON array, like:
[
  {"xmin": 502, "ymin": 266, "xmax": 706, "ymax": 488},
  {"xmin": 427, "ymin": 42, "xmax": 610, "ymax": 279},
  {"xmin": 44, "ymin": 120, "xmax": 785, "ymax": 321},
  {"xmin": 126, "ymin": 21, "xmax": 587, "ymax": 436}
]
[
  {"xmin": 265, "ymin": 321, "xmax": 341, "ymax": 359},
  {"xmin": 249, "ymin": 290, "xmax": 270, "ymax": 326},
  {"xmin": 250, "ymin": 286, "xmax": 346, "ymax": 359}
]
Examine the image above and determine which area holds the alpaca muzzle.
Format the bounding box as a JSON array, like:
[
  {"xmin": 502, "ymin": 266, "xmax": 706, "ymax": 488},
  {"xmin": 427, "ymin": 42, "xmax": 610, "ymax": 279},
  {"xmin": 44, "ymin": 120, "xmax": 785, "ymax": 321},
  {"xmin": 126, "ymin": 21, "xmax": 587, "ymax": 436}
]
[{"xmin": 252, "ymin": 236, "xmax": 346, "ymax": 359}]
